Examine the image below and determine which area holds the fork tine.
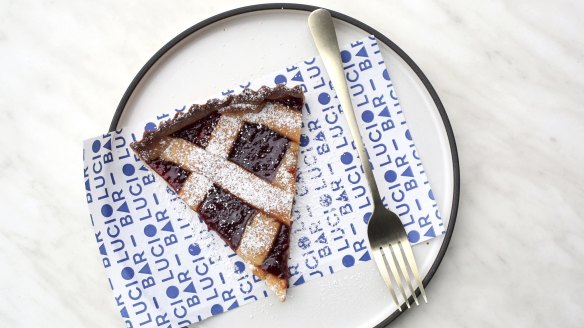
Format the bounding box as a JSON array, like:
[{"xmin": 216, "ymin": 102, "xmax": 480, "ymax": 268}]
[
  {"xmin": 391, "ymin": 243, "xmax": 419, "ymax": 306},
  {"xmin": 373, "ymin": 247, "xmax": 402, "ymax": 311},
  {"xmin": 400, "ymin": 241, "xmax": 428, "ymax": 303},
  {"xmin": 382, "ymin": 244, "xmax": 409, "ymax": 309}
]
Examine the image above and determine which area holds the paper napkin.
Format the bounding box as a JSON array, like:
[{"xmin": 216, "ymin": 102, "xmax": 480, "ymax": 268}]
[{"xmin": 82, "ymin": 35, "xmax": 444, "ymax": 328}]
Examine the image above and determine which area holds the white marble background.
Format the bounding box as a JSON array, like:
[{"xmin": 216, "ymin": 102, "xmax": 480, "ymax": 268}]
[{"xmin": 1, "ymin": 0, "xmax": 583, "ymax": 327}]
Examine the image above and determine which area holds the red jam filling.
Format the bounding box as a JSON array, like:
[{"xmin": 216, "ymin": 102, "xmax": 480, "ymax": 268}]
[
  {"xmin": 172, "ymin": 113, "xmax": 220, "ymax": 148},
  {"xmin": 228, "ymin": 123, "xmax": 289, "ymax": 181},
  {"xmin": 198, "ymin": 186, "xmax": 256, "ymax": 249}
]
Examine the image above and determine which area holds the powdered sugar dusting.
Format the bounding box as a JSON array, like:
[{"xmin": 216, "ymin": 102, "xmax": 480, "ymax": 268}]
[
  {"xmin": 224, "ymin": 103, "xmax": 257, "ymax": 111},
  {"xmin": 237, "ymin": 213, "xmax": 280, "ymax": 266},
  {"xmin": 159, "ymin": 137, "xmax": 294, "ymax": 224},
  {"xmin": 160, "ymin": 138, "xmax": 191, "ymax": 166},
  {"xmin": 205, "ymin": 114, "xmax": 243, "ymax": 158},
  {"xmin": 238, "ymin": 102, "xmax": 301, "ymax": 142},
  {"xmin": 178, "ymin": 173, "xmax": 212, "ymax": 209},
  {"xmin": 184, "ymin": 144, "xmax": 293, "ymax": 224},
  {"xmin": 273, "ymin": 142, "xmax": 298, "ymax": 193}
]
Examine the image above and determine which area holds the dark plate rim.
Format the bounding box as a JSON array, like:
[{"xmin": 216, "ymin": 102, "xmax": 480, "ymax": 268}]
[{"xmin": 109, "ymin": 3, "xmax": 460, "ymax": 327}]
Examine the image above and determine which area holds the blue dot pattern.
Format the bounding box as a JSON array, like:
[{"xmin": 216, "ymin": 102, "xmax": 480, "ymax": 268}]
[
  {"xmin": 342, "ymin": 255, "xmax": 355, "ymax": 267},
  {"xmin": 234, "ymin": 261, "xmax": 245, "ymax": 274},
  {"xmin": 145, "ymin": 122, "xmax": 157, "ymax": 131},
  {"xmin": 340, "ymin": 50, "xmax": 352, "ymax": 63},
  {"xmin": 384, "ymin": 170, "xmax": 397, "ymax": 183},
  {"xmin": 318, "ymin": 92, "xmax": 331, "ymax": 105},
  {"xmin": 101, "ymin": 204, "xmax": 113, "ymax": 217},
  {"xmin": 188, "ymin": 243, "xmax": 201, "ymax": 256},
  {"xmin": 144, "ymin": 224, "xmax": 157, "ymax": 237},
  {"xmin": 122, "ymin": 164, "xmax": 135, "ymax": 176},
  {"xmin": 299, "ymin": 134, "xmax": 310, "ymax": 147},
  {"xmin": 92, "ymin": 140, "xmax": 101, "ymax": 153},
  {"xmin": 274, "ymin": 74, "xmax": 287, "ymax": 85},
  {"xmin": 121, "ymin": 267, "xmax": 134, "ymax": 280},
  {"xmin": 363, "ymin": 212, "xmax": 372, "ymax": 224},
  {"xmin": 383, "ymin": 68, "xmax": 390, "ymax": 81},
  {"xmin": 340, "ymin": 152, "xmax": 353, "ymax": 165},
  {"xmin": 82, "ymin": 35, "xmax": 444, "ymax": 328},
  {"xmin": 408, "ymin": 230, "xmax": 421, "ymax": 243},
  {"xmin": 210, "ymin": 304, "xmax": 223, "ymax": 315},
  {"xmin": 166, "ymin": 286, "xmax": 179, "ymax": 299},
  {"xmin": 298, "ymin": 236, "xmax": 311, "ymax": 250},
  {"xmin": 405, "ymin": 129, "xmax": 412, "ymax": 141},
  {"xmin": 361, "ymin": 110, "xmax": 374, "ymax": 123}
]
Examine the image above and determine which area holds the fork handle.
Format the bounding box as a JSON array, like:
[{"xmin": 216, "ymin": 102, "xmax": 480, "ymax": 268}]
[{"xmin": 308, "ymin": 9, "xmax": 382, "ymax": 206}]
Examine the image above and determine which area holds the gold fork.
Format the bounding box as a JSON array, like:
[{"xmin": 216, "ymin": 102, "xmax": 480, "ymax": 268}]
[{"xmin": 308, "ymin": 9, "xmax": 428, "ymax": 311}]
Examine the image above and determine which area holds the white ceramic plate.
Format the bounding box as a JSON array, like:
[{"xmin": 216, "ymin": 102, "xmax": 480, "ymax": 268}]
[{"xmin": 112, "ymin": 4, "xmax": 459, "ymax": 327}]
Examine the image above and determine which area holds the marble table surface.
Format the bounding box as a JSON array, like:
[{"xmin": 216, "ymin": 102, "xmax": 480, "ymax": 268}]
[{"xmin": 1, "ymin": 0, "xmax": 583, "ymax": 327}]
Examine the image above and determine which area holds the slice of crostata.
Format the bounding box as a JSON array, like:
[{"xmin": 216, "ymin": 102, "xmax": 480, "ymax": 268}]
[{"xmin": 130, "ymin": 85, "xmax": 304, "ymax": 301}]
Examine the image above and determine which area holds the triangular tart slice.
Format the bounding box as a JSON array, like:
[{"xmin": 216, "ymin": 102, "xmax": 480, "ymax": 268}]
[{"xmin": 131, "ymin": 85, "xmax": 304, "ymax": 301}]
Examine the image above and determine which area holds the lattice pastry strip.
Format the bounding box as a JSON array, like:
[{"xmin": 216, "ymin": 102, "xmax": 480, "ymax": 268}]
[
  {"xmin": 177, "ymin": 173, "xmax": 212, "ymax": 210},
  {"xmin": 237, "ymin": 212, "xmax": 281, "ymax": 266},
  {"xmin": 131, "ymin": 85, "xmax": 304, "ymax": 301},
  {"xmin": 205, "ymin": 114, "xmax": 244, "ymax": 158}
]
